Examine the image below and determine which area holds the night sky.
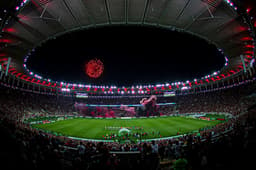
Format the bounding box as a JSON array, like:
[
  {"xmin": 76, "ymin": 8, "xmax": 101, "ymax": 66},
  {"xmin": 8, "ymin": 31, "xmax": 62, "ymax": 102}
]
[{"xmin": 27, "ymin": 25, "xmax": 225, "ymax": 86}]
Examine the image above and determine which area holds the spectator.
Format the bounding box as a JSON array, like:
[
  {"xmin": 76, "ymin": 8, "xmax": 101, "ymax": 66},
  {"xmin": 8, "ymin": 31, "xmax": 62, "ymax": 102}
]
[
  {"xmin": 77, "ymin": 141, "xmax": 86, "ymax": 157},
  {"xmin": 151, "ymin": 140, "xmax": 159, "ymax": 154},
  {"xmin": 173, "ymin": 153, "xmax": 188, "ymax": 170}
]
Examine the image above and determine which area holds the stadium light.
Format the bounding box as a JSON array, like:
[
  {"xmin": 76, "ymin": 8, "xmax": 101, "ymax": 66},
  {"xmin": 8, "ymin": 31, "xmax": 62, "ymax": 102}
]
[{"xmin": 61, "ymin": 88, "xmax": 70, "ymax": 92}]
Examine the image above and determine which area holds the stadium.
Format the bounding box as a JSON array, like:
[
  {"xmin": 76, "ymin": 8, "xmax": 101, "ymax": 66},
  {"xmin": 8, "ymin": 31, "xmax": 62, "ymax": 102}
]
[{"xmin": 0, "ymin": 0, "xmax": 256, "ymax": 169}]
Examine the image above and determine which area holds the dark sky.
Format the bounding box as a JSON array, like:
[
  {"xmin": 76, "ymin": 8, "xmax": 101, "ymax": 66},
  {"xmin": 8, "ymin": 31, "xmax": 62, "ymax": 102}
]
[{"xmin": 27, "ymin": 25, "xmax": 225, "ymax": 86}]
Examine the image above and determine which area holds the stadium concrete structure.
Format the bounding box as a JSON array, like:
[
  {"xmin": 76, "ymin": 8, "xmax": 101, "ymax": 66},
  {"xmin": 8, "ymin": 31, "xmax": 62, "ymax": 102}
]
[
  {"xmin": 0, "ymin": 0, "xmax": 256, "ymax": 170},
  {"xmin": 0, "ymin": 0, "xmax": 255, "ymax": 95}
]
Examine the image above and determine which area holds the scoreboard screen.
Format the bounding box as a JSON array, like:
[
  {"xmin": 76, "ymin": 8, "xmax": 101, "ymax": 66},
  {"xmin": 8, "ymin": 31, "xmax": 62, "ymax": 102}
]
[
  {"xmin": 163, "ymin": 91, "xmax": 176, "ymax": 97},
  {"xmin": 76, "ymin": 93, "xmax": 88, "ymax": 98}
]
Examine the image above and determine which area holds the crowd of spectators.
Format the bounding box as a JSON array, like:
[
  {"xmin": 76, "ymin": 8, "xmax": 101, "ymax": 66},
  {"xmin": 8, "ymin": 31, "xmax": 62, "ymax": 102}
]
[
  {"xmin": 1, "ymin": 80, "xmax": 255, "ymax": 120},
  {"xmin": 0, "ymin": 80, "xmax": 256, "ymax": 169},
  {"xmin": 0, "ymin": 111, "xmax": 253, "ymax": 170}
]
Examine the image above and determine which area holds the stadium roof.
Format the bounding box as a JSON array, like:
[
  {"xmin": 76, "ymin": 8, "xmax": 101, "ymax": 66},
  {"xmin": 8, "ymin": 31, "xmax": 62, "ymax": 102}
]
[{"xmin": 0, "ymin": 0, "xmax": 255, "ymax": 90}]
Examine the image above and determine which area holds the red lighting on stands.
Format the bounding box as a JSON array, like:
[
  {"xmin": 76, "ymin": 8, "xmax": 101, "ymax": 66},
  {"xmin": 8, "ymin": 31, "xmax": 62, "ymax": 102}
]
[
  {"xmin": 241, "ymin": 37, "xmax": 253, "ymax": 41},
  {"xmin": 0, "ymin": 54, "xmax": 7, "ymax": 57},
  {"xmin": 237, "ymin": 26, "xmax": 247, "ymax": 32},
  {"xmin": 244, "ymin": 51, "xmax": 254, "ymax": 55},
  {"xmin": 8, "ymin": 68, "xmax": 15, "ymax": 72},
  {"xmin": 245, "ymin": 45, "xmax": 254, "ymax": 48},
  {"xmin": 245, "ymin": 55, "xmax": 252, "ymax": 59},
  {"xmin": 2, "ymin": 28, "xmax": 16, "ymax": 33},
  {"xmin": 0, "ymin": 39, "xmax": 12, "ymax": 43},
  {"xmin": 16, "ymin": 73, "xmax": 22, "ymax": 77},
  {"xmin": 244, "ymin": 58, "xmax": 249, "ymax": 62}
]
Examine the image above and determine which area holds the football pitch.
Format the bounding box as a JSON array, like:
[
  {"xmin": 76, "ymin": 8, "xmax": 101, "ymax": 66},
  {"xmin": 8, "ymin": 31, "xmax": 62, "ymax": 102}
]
[{"xmin": 32, "ymin": 117, "xmax": 221, "ymax": 140}]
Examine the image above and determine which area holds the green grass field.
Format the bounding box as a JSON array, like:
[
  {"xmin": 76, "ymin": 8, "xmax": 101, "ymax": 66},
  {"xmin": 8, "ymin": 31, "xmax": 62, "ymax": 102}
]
[{"xmin": 32, "ymin": 116, "xmax": 221, "ymax": 140}]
